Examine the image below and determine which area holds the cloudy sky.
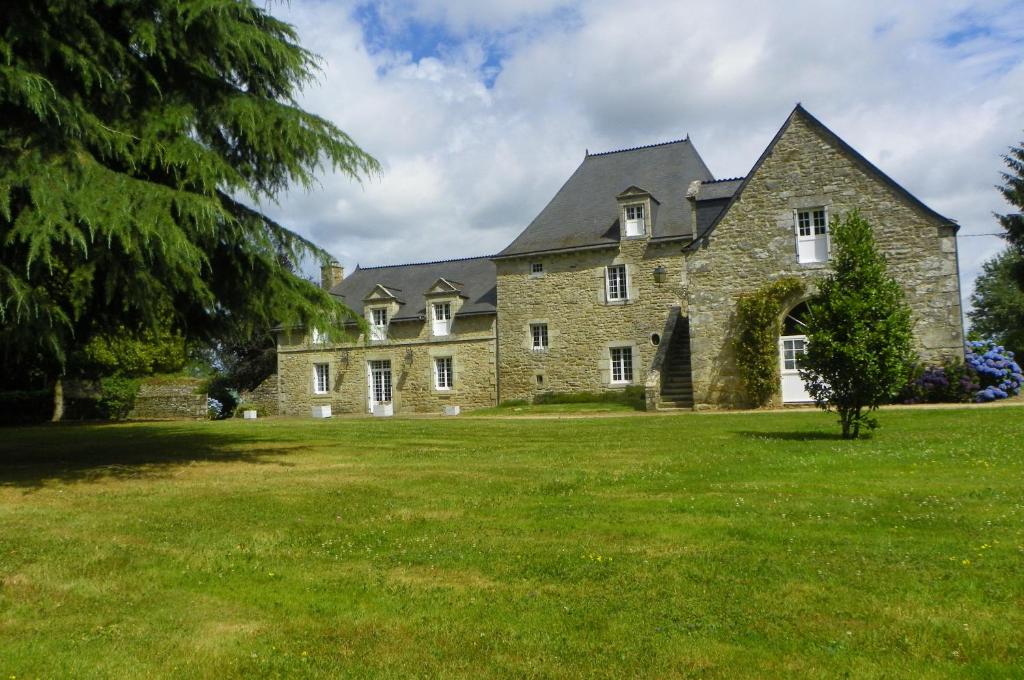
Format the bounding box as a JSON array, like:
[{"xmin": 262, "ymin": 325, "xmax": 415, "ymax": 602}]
[{"xmin": 264, "ymin": 0, "xmax": 1024, "ymax": 311}]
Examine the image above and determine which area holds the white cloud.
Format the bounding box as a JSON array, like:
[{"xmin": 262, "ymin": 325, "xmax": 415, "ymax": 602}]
[{"xmin": 267, "ymin": 0, "xmax": 1024, "ymax": 316}]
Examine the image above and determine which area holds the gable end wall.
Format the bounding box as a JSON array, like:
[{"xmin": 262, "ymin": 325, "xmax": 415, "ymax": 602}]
[{"xmin": 686, "ymin": 114, "xmax": 963, "ymax": 408}]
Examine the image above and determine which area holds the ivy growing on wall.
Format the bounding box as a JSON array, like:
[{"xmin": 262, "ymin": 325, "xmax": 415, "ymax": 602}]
[{"xmin": 734, "ymin": 277, "xmax": 806, "ymax": 407}]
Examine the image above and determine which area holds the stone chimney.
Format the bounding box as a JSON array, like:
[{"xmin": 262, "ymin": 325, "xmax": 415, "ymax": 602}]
[{"xmin": 320, "ymin": 260, "xmax": 344, "ymax": 290}]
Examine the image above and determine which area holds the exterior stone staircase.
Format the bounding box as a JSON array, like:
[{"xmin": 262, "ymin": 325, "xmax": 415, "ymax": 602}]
[{"xmin": 659, "ymin": 317, "xmax": 694, "ymax": 409}]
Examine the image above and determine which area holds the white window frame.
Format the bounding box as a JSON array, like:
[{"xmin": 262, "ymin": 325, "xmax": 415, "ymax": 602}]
[
  {"xmin": 605, "ymin": 264, "xmax": 628, "ymax": 302},
  {"xmin": 610, "ymin": 346, "xmax": 634, "ymax": 384},
  {"xmin": 310, "ymin": 327, "xmax": 325, "ymax": 345},
  {"xmin": 531, "ymin": 323, "xmax": 549, "ymax": 351},
  {"xmin": 432, "ymin": 301, "xmax": 452, "ymax": 337},
  {"xmin": 370, "ymin": 307, "xmax": 388, "ymax": 342},
  {"xmin": 530, "ymin": 262, "xmax": 544, "ymax": 276},
  {"xmin": 624, "ymin": 203, "xmax": 645, "ymax": 237},
  {"xmin": 795, "ymin": 207, "xmax": 829, "ymax": 263},
  {"xmin": 313, "ymin": 362, "xmax": 330, "ymax": 394},
  {"xmin": 434, "ymin": 356, "xmax": 453, "ymax": 390}
]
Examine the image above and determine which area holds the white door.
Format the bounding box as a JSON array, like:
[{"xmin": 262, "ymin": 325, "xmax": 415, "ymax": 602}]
[
  {"xmin": 779, "ymin": 335, "xmax": 813, "ymax": 403},
  {"xmin": 367, "ymin": 360, "xmax": 392, "ymax": 413},
  {"xmin": 432, "ymin": 302, "xmax": 451, "ymax": 336}
]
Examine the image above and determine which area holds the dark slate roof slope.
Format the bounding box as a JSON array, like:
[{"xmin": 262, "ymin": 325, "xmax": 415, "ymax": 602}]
[
  {"xmin": 331, "ymin": 256, "xmax": 496, "ymax": 321},
  {"xmin": 692, "ymin": 178, "xmax": 744, "ymax": 235},
  {"xmin": 497, "ymin": 139, "xmax": 715, "ymax": 257}
]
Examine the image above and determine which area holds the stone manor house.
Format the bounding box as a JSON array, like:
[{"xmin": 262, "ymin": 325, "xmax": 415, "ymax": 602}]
[{"xmin": 274, "ymin": 105, "xmax": 964, "ymax": 414}]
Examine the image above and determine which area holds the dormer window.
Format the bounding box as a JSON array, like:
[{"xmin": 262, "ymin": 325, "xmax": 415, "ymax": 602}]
[
  {"xmin": 432, "ymin": 302, "xmax": 452, "ymax": 337},
  {"xmin": 624, "ymin": 204, "xmax": 645, "ymax": 237},
  {"xmin": 796, "ymin": 208, "xmax": 829, "ymax": 263},
  {"xmin": 370, "ymin": 308, "xmax": 388, "ymax": 342}
]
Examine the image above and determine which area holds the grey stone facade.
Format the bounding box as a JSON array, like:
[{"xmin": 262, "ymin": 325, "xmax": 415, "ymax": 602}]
[{"xmin": 276, "ymin": 105, "xmax": 964, "ymax": 413}]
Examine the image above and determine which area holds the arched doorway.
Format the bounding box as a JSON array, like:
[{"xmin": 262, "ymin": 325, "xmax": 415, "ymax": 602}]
[{"xmin": 779, "ymin": 302, "xmax": 813, "ymax": 403}]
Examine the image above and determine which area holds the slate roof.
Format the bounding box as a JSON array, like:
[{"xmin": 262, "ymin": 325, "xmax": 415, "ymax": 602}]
[
  {"xmin": 496, "ymin": 139, "xmax": 715, "ymax": 258},
  {"xmin": 691, "ymin": 178, "xmax": 744, "ymax": 236},
  {"xmin": 330, "ymin": 256, "xmax": 496, "ymax": 322}
]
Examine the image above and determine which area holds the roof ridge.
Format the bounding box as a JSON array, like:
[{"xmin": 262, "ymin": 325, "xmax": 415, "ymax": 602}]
[
  {"xmin": 702, "ymin": 176, "xmax": 745, "ymax": 184},
  {"xmin": 588, "ymin": 137, "xmax": 690, "ymax": 157},
  {"xmin": 356, "ymin": 254, "xmax": 494, "ymax": 271}
]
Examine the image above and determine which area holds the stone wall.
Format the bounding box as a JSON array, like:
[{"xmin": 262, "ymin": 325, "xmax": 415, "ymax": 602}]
[
  {"xmin": 128, "ymin": 378, "xmax": 207, "ymax": 420},
  {"xmin": 238, "ymin": 375, "xmax": 279, "ymax": 416},
  {"xmin": 277, "ymin": 314, "xmax": 497, "ymax": 415},
  {"xmin": 686, "ymin": 111, "xmax": 963, "ymax": 408},
  {"xmin": 495, "ymin": 239, "xmax": 685, "ymax": 404}
]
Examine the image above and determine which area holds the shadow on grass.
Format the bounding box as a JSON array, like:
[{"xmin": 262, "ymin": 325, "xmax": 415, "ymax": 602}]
[
  {"xmin": 0, "ymin": 423, "xmax": 299, "ymax": 489},
  {"xmin": 734, "ymin": 430, "xmax": 846, "ymax": 442}
]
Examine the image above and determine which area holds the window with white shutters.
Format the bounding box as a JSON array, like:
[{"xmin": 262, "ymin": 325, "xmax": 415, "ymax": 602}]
[
  {"xmin": 313, "ymin": 363, "xmax": 330, "ymax": 394},
  {"xmin": 606, "ymin": 265, "xmax": 628, "ymax": 301},
  {"xmin": 434, "ymin": 357, "xmax": 453, "ymax": 390},
  {"xmin": 796, "ymin": 208, "xmax": 829, "ymax": 263},
  {"xmin": 370, "ymin": 308, "xmax": 388, "ymax": 341},
  {"xmin": 432, "ymin": 302, "xmax": 452, "ymax": 336},
  {"xmin": 531, "ymin": 323, "xmax": 548, "ymax": 350},
  {"xmin": 624, "ymin": 204, "xmax": 645, "ymax": 237}
]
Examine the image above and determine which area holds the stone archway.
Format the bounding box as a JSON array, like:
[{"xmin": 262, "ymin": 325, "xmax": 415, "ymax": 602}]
[{"xmin": 779, "ymin": 301, "xmax": 813, "ymax": 403}]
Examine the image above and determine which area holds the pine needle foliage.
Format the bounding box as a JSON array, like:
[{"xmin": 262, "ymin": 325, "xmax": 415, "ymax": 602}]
[
  {"xmin": 0, "ymin": 0, "xmax": 379, "ymax": 373},
  {"xmin": 801, "ymin": 211, "xmax": 913, "ymax": 439},
  {"xmin": 968, "ymin": 248, "xmax": 1024, "ymax": 355},
  {"xmin": 733, "ymin": 277, "xmax": 805, "ymax": 407},
  {"xmin": 997, "ymin": 137, "xmax": 1024, "ymax": 288}
]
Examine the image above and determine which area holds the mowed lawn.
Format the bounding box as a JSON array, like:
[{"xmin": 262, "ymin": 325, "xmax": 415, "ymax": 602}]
[{"xmin": 1, "ymin": 408, "xmax": 1022, "ymax": 678}]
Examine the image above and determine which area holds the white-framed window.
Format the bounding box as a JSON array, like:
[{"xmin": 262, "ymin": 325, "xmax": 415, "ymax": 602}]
[
  {"xmin": 606, "ymin": 264, "xmax": 628, "ymax": 302},
  {"xmin": 781, "ymin": 337, "xmax": 807, "ymax": 371},
  {"xmin": 370, "ymin": 308, "xmax": 388, "ymax": 342},
  {"xmin": 531, "ymin": 323, "xmax": 549, "ymax": 350},
  {"xmin": 624, "ymin": 204, "xmax": 645, "ymax": 237},
  {"xmin": 311, "ymin": 327, "xmax": 325, "ymax": 345},
  {"xmin": 313, "ymin": 362, "xmax": 330, "ymax": 394},
  {"xmin": 610, "ymin": 346, "xmax": 633, "ymax": 384},
  {"xmin": 432, "ymin": 302, "xmax": 452, "ymax": 336},
  {"xmin": 434, "ymin": 356, "xmax": 453, "ymax": 390},
  {"xmin": 795, "ymin": 208, "xmax": 829, "ymax": 263},
  {"xmin": 530, "ymin": 262, "xmax": 544, "ymax": 276}
]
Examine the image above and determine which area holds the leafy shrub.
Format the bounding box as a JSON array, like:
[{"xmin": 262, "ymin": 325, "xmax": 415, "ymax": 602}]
[
  {"xmin": 96, "ymin": 377, "xmax": 142, "ymax": 419},
  {"xmin": 965, "ymin": 340, "xmax": 1023, "ymax": 401},
  {"xmin": 208, "ymin": 397, "xmax": 225, "ymax": 419},
  {"xmin": 899, "ymin": 358, "xmax": 978, "ymax": 404}
]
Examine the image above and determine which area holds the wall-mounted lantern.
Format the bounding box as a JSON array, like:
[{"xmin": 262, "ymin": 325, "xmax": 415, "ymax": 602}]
[{"xmin": 653, "ymin": 265, "xmax": 669, "ymax": 283}]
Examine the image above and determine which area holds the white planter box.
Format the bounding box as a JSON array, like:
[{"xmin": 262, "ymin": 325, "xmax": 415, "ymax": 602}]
[
  {"xmin": 242, "ymin": 409, "xmax": 258, "ymax": 420},
  {"xmin": 443, "ymin": 405, "xmax": 461, "ymax": 416},
  {"xmin": 372, "ymin": 403, "xmax": 394, "ymax": 417},
  {"xmin": 311, "ymin": 405, "xmax": 332, "ymax": 419}
]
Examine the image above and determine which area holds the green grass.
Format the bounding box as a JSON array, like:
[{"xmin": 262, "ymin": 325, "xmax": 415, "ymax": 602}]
[
  {"xmin": 470, "ymin": 401, "xmax": 639, "ymax": 416},
  {"xmin": 1, "ymin": 407, "xmax": 1022, "ymax": 678}
]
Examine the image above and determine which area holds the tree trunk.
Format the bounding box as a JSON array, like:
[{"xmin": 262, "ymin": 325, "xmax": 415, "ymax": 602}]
[{"xmin": 51, "ymin": 377, "xmax": 64, "ymax": 422}]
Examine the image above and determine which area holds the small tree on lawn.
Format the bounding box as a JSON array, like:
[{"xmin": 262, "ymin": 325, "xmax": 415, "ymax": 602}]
[{"xmin": 800, "ymin": 210, "xmax": 913, "ymax": 439}]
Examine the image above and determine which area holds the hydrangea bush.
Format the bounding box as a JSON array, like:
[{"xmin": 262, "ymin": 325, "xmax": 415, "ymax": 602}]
[
  {"xmin": 900, "ymin": 359, "xmax": 977, "ymax": 404},
  {"xmin": 965, "ymin": 340, "xmax": 1023, "ymax": 402}
]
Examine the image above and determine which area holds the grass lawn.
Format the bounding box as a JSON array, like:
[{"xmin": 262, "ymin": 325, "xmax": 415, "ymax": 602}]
[{"xmin": 1, "ymin": 407, "xmax": 1022, "ymax": 678}]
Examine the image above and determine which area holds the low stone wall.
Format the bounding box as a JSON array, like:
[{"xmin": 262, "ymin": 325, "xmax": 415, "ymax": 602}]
[
  {"xmin": 238, "ymin": 375, "xmax": 279, "ymax": 416},
  {"xmin": 128, "ymin": 378, "xmax": 207, "ymax": 420}
]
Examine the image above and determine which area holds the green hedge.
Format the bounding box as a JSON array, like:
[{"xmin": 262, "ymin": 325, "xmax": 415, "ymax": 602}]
[{"xmin": 532, "ymin": 386, "xmax": 646, "ymax": 409}]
